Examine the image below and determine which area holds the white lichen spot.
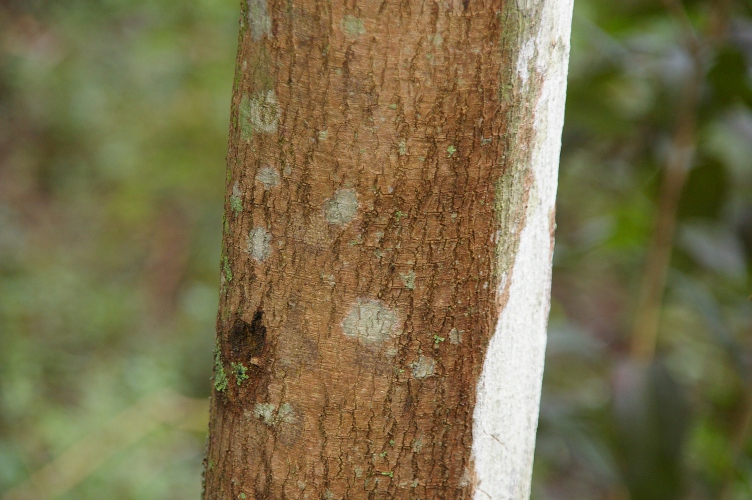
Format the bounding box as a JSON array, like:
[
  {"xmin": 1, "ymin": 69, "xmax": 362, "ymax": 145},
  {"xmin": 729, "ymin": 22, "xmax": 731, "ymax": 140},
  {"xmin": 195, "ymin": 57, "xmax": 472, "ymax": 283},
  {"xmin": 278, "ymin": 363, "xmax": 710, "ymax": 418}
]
[
  {"xmin": 459, "ymin": 468, "xmax": 471, "ymax": 488},
  {"xmin": 340, "ymin": 15, "xmax": 366, "ymax": 38},
  {"xmin": 256, "ymin": 165, "xmax": 280, "ymax": 189},
  {"xmin": 432, "ymin": 33, "xmax": 444, "ymax": 47},
  {"xmin": 277, "ymin": 402, "xmax": 297, "ymax": 424},
  {"xmin": 385, "ymin": 346, "xmax": 399, "ymax": 358},
  {"xmin": 411, "ymin": 436, "xmax": 424, "ymax": 453},
  {"xmin": 297, "ymin": 480, "xmax": 306, "ymax": 490},
  {"xmin": 449, "ymin": 328, "xmax": 464, "ymax": 345},
  {"xmin": 354, "ymin": 466, "xmax": 363, "ymax": 478},
  {"xmin": 247, "ymin": 227, "xmax": 272, "ymax": 262},
  {"xmin": 412, "ymin": 355, "xmax": 435, "ymax": 379},
  {"xmin": 247, "ymin": 0, "xmax": 272, "ymax": 41},
  {"xmin": 240, "ymin": 90, "xmax": 280, "ymax": 139},
  {"xmin": 401, "ymin": 270, "xmax": 415, "ymax": 290},
  {"xmin": 318, "ymin": 130, "xmax": 328, "ymax": 141},
  {"xmin": 398, "ymin": 139, "xmax": 407, "ymax": 156},
  {"xmin": 342, "ymin": 299, "xmax": 399, "ymax": 345},
  {"xmin": 324, "ymin": 188, "xmax": 358, "ymax": 226},
  {"xmin": 253, "ymin": 402, "xmax": 276, "ymax": 426},
  {"xmin": 517, "ymin": 37, "xmax": 536, "ymax": 87}
]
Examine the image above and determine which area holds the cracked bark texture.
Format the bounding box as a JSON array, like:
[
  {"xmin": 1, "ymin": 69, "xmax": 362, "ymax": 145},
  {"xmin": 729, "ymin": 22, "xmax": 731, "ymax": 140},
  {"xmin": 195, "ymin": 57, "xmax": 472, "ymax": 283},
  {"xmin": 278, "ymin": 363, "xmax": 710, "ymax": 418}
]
[{"xmin": 204, "ymin": 0, "xmax": 572, "ymax": 499}]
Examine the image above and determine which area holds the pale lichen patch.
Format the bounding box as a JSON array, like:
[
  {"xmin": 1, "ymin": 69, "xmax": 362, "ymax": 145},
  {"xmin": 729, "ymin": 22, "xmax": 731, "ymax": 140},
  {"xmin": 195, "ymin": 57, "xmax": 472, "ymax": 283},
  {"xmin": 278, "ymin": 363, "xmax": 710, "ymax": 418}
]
[
  {"xmin": 412, "ymin": 355, "xmax": 435, "ymax": 378},
  {"xmin": 247, "ymin": 227, "xmax": 272, "ymax": 262},
  {"xmin": 324, "ymin": 188, "xmax": 358, "ymax": 226},
  {"xmin": 411, "ymin": 436, "xmax": 424, "ymax": 453},
  {"xmin": 459, "ymin": 468, "xmax": 471, "ymax": 488},
  {"xmin": 247, "ymin": 0, "xmax": 272, "ymax": 41},
  {"xmin": 256, "ymin": 165, "xmax": 280, "ymax": 189},
  {"xmin": 449, "ymin": 328, "xmax": 464, "ymax": 345},
  {"xmin": 230, "ymin": 182, "xmax": 243, "ymax": 215},
  {"xmin": 277, "ymin": 402, "xmax": 297, "ymax": 424},
  {"xmin": 517, "ymin": 38, "xmax": 536, "ymax": 87},
  {"xmin": 240, "ymin": 90, "xmax": 280, "ymax": 140},
  {"xmin": 401, "ymin": 270, "xmax": 415, "ymax": 290},
  {"xmin": 342, "ymin": 299, "xmax": 399, "ymax": 345},
  {"xmin": 340, "ymin": 15, "xmax": 366, "ymax": 38},
  {"xmin": 253, "ymin": 403, "xmax": 276, "ymax": 426}
]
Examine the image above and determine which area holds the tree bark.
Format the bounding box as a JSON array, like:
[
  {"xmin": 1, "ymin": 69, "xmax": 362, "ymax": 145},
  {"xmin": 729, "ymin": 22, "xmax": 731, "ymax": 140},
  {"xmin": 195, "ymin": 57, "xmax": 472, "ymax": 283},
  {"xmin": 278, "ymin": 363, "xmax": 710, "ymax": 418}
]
[{"xmin": 203, "ymin": 0, "xmax": 572, "ymax": 499}]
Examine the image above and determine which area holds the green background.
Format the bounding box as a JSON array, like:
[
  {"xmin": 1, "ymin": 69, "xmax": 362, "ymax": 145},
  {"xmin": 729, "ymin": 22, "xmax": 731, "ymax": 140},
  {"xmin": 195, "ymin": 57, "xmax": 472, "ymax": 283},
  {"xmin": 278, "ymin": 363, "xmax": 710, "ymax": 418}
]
[{"xmin": 1, "ymin": 1, "xmax": 751, "ymax": 498}]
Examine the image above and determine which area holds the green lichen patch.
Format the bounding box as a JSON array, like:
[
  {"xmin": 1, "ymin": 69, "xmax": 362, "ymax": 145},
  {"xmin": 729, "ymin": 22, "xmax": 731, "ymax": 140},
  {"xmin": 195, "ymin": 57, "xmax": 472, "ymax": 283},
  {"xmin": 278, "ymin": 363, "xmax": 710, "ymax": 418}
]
[
  {"xmin": 247, "ymin": 0, "xmax": 272, "ymax": 41},
  {"xmin": 222, "ymin": 256, "xmax": 233, "ymax": 283},
  {"xmin": 214, "ymin": 344, "xmax": 228, "ymax": 393},
  {"xmin": 240, "ymin": 90, "xmax": 280, "ymax": 140},
  {"xmin": 231, "ymin": 362, "xmax": 249, "ymax": 385},
  {"xmin": 447, "ymin": 145, "xmax": 457, "ymax": 157},
  {"xmin": 247, "ymin": 227, "xmax": 272, "ymax": 262},
  {"xmin": 340, "ymin": 15, "xmax": 366, "ymax": 38},
  {"xmin": 412, "ymin": 355, "xmax": 435, "ymax": 379},
  {"xmin": 342, "ymin": 299, "xmax": 399, "ymax": 345},
  {"xmin": 324, "ymin": 188, "xmax": 359, "ymax": 226},
  {"xmin": 256, "ymin": 165, "xmax": 280, "ymax": 189}
]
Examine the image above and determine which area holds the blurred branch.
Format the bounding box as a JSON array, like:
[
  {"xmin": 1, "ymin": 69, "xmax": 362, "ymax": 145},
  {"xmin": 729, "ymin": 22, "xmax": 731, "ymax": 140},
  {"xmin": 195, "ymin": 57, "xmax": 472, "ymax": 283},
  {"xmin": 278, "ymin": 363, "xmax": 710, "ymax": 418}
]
[
  {"xmin": 629, "ymin": 69, "xmax": 701, "ymax": 360},
  {"xmin": 2, "ymin": 390, "xmax": 208, "ymax": 500},
  {"xmin": 629, "ymin": 0, "xmax": 729, "ymax": 360}
]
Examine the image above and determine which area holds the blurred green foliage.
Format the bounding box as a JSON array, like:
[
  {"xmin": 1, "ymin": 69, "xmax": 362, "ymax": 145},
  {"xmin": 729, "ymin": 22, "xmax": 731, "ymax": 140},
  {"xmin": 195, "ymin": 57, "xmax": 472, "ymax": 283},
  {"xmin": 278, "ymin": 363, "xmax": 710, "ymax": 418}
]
[
  {"xmin": 0, "ymin": 0, "xmax": 237, "ymax": 497},
  {"xmin": 538, "ymin": 1, "xmax": 752, "ymax": 499},
  {"xmin": 1, "ymin": 0, "xmax": 751, "ymax": 499}
]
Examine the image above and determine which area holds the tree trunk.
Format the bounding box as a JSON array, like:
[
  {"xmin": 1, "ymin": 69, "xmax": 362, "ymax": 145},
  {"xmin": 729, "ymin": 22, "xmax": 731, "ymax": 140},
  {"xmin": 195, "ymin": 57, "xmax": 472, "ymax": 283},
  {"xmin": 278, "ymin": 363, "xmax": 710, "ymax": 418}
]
[{"xmin": 203, "ymin": 0, "xmax": 572, "ymax": 498}]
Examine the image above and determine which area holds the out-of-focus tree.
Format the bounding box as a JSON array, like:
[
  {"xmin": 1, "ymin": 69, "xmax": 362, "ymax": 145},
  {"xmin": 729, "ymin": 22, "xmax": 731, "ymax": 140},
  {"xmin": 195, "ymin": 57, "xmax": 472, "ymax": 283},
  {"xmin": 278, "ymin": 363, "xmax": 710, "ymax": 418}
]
[{"xmin": 536, "ymin": 1, "xmax": 752, "ymax": 499}]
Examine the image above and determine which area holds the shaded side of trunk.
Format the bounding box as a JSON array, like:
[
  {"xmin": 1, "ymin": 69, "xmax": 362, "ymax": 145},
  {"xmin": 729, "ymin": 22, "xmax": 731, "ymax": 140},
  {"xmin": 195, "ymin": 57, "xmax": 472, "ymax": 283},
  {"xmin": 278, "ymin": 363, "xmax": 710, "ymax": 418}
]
[{"xmin": 204, "ymin": 0, "xmax": 571, "ymax": 499}]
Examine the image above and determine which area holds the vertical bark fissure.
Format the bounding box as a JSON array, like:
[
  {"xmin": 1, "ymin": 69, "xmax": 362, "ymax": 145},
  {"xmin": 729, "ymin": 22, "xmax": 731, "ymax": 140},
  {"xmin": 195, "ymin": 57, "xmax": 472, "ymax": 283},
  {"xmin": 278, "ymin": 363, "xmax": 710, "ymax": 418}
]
[{"xmin": 205, "ymin": 0, "xmax": 570, "ymax": 498}]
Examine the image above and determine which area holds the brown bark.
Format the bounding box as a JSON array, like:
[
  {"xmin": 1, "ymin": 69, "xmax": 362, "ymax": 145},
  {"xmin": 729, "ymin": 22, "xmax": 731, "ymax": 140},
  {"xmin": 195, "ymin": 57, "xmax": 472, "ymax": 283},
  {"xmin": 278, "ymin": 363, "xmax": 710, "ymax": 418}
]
[{"xmin": 204, "ymin": 1, "xmax": 532, "ymax": 498}]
